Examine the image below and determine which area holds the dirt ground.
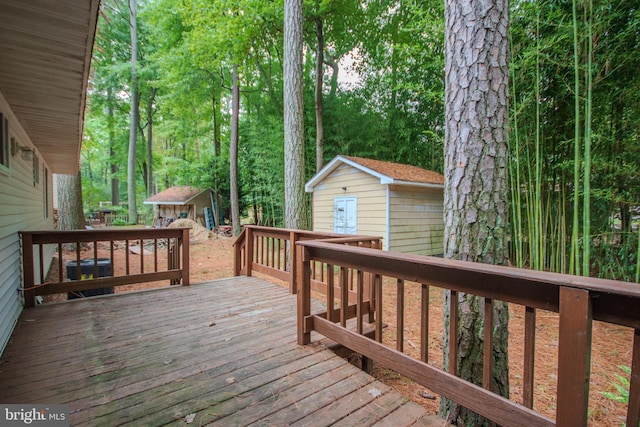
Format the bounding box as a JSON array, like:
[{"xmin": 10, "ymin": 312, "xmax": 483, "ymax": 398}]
[{"xmin": 49, "ymin": 234, "xmax": 633, "ymax": 425}]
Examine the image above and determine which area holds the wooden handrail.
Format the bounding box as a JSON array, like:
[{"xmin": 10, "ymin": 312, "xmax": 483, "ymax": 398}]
[
  {"xmin": 296, "ymin": 239, "xmax": 640, "ymax": 427},
  {"xmin": 232, "ymin": 225, "xmax": 383, "ymax": 294},
  {"xmin": 20, "ymin": 228, "xmax": 190, "ymax": 307}
]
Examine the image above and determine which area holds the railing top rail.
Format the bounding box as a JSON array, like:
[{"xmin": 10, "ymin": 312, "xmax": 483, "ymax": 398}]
[
  {"xmin": 232, "ymin": 227, "xmax": 247, "ymax": 248},
  {"xmin": 316, "ymin": 236, "xmax": 382, "ymax": 244},
  {"xmin": 20, "ymin": 228, "xmax": 190, "ymax": 245},
  {"xmin": 297, "ymin": 240, "xmax": 640, "ymax": 329},
  {"xmin": 242, "ymin": 225, "xmax": 382, "ymax": 242}
]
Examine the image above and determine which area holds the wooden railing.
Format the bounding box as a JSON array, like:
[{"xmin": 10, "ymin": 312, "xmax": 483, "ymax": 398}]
[
  {"xmin": 20, "ymin": 228, "xmax": 190, "ymax": 307},
  {"xmin": 233, "ymin": 225, "xmax": 383, "ymax": 295},
  {"xmin": 296, "ymin": 239, "xmax": 640, "ymax": 427}
]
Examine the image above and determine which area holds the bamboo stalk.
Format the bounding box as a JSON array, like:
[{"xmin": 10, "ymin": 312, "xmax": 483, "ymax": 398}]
[
  {"xmin": 582, "ymin": 0, "xmax": 593, "ymax": 277},
  {"xmin": 570, "ymin": 0, "xmax": 582, "ymax": 276}
]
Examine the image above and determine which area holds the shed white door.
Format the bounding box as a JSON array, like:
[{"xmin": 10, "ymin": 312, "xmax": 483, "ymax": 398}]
[{"xmin": 334, "ymin": 197, "xmax": 357, "ymax": 234}]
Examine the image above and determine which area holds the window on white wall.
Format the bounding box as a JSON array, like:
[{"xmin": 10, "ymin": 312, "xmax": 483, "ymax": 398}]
[
  {"xmin": 0, "ymin": 112, "xmax": 9, "ymax": 170},
  {"xmin": 43, "ymin": 165, "xmax": 49, "ymax": 218},
  {"xmin": 33, "ymin": 153, "xmax": 39, "ymax": 186}
]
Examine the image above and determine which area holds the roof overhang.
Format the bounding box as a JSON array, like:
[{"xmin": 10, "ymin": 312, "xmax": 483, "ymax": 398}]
[
  {"xmin": 0, "ymin": 0, "xmax": 100, "ymax": 175},
  {"xmin": 143, "ymin": 188, "xmax": 215, "ymax": 205},
  {"xmin": 305, "ymin": 155, "xmax": 444, "ymax": 192},
  {"xmin": 143, "ymin": 201, "xmax": 190, "ymax": 206}
]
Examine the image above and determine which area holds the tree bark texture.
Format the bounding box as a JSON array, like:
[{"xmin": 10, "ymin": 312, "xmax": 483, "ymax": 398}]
[
  {"xmin": 315, "ymin": 16, "xmax": 325, "ymax": 173},
  {"xmin": 283, "ymin": 0, "xmax": 307, "ymax": 230},
  {"xmin": 127, "ymin": 0, "xmax": 139, "ymax": 224},
  {"xmin": 230, "ymin": 65, "xmax": 241, "ymax": 236},
  {"xmin": 56, "ymin": 172, "xmax": 86, "ymax": 231},
  {"xmin": 439, "ymin": 0, "xmax": 510, "ymax": 425},
  {"xmin": 108, "ymin": 87, "xmax": 119, "ymax": 206},
  {"xmin": 146, "ymin": 87, "xmax": 156, "ymax": 197}
]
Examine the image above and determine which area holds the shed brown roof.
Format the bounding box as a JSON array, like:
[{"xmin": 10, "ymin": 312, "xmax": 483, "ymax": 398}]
[
  {"xmin": 343, "ymin": 156, "xmax": 444, "ymax": 185},
  {"xmin": 144, "ymin": 186, "xmax": 204, "ymax": 204}
]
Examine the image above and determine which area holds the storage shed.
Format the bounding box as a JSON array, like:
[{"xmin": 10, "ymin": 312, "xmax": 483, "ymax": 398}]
[
  {"xmin": 144, "ymin": 186, "xmax": 218, "ymax": 227},
  {"xmin": 306, "ymin": 156, "xmax": 445, "ymax": 256}
]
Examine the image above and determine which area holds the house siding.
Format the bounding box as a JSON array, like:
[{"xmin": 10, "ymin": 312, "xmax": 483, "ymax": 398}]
[
  {"xmin": 311, "ymin": 164, "xmax": 387, "ymax": 245},
  {"xmin": 0, "ymin": 91, "xmax": 54, "ymax": 355},
  {"xmin": 388, "ymin": 185, "xmax": 444, "ymax": 255}
]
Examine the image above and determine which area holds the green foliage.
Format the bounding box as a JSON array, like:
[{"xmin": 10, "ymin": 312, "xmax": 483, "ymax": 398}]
[
  {"xmin": 82, "ymin": 0, "xmax": 640, "ymax": 284},
  {"xmin": 590, "ymin": 232, "xmax": 640, "ymax": 282},
  {"xmin": 509, "ymin": 0, "xmax": 640, "ymax": 280},
  {"xmin": 600, "ymin": 365, "xmax": 631, "ymax": 404}
]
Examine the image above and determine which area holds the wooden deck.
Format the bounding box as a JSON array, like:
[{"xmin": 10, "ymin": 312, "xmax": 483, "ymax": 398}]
[{"xmin": 0, "ymin": 276, "xmax": 443, "ymax": 426}]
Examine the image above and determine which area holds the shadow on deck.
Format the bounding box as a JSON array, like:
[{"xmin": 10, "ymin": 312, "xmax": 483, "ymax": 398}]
[{"xmin": 0, "ymin": 276, "xmax": 443, "ymax": 426}]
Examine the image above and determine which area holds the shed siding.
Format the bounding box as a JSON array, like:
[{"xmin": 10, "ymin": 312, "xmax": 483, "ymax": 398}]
[
  {"xmin": 312, "ymin": 164, "xmax": 387, "ymax": 245},
  {"xmin": 0, "ymin": 91, "xmax": 54, "ymax": 356},
  {"xmin": 388, "ymin": 186, "xmax": 444, "ymax": 255},
  {"xmin": 191, "ymin": 191, "xmax": 213, "ymax": 222}
]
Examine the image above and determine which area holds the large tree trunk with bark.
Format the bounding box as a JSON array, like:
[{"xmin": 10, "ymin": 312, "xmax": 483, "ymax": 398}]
[
  {"xmin": 439, "ymin": 0, "xmax": 510, "ymax": 425},
  {"xmin": 56, "ymin": 172, "xmax": 86, "ymax": 231},
  {"xmin": 146, "ymin": 87, "xmax": 156, "ymax": 197},
  {"xmin": 107, "ymin": 88, "xmax": 119, "ymax": 206},
  {"xmin": 283, "ymin": 0, "xmax": 307, "ymax": 230},
  {"xmin": 315, "ymin": 15, "xmax": 325, "ymax": 173},
  {"xmin": 127, "ymin": 0, "xmax": 139, "ymax": 225},
  {"xmin": 230, "ymin": 65, "xmax": 241, "ymax": 236}
]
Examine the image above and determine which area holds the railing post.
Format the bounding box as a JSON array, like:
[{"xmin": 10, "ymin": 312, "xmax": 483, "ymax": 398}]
[
  {"xmin": 233, "ymin": 234, "xmax": 242, "ymax": 276},
  {"xmin": 245, "ymin": 226, "xmax": 253, "ymax": 277},
  {"xmin": 556, "ymin": 287, "xmax": 592, "ymax": 426},
  {"xmin": 296, "ymin": 242, "xmax": 311, "ymax": 345},
  {"xmin": 627, "ymin": 328, "xmax": 640, "ymax": 427},
  {"xmin": 289, "ymin": 231, "xmax": 298, "ymax": 294},
  {"xmin": 20, "ymin": 232, "xmax": 35, "ymax": 308},
  {"xmin": 181, "ymin": 228, "xmax": 190, "ymax": 286}
]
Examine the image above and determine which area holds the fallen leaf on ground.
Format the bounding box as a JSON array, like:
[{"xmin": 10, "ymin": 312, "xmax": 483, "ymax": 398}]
[{"xmin": 368, "ymin": 388, "xmax": 382, "ymax": 398}]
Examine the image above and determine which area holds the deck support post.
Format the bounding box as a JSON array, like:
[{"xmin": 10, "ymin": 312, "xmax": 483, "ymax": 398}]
[
  {"xmin": 20, "ymin": 232, "xmax": 35, "ymax": 308},
  {"xmin": 627, "ymin": 328, "xmax": 640, "ymax": 427},
  {"xmin": 556, "ymin": 287, "xmax": 592, "ymax": 426},
  {"xmin": 245, "ymin": 227, "xmax": 253, "ymax": 276},
  {"xmin": 289, "ymin": 231, "xmax": 298, "ymax": 294},
  {"xmin": 296, "ymin": 243, "xmax": 311, "ymax": 345},
  {"xmin": 181, "ymin": 228, "xmax": 190, "ymax": 286}
]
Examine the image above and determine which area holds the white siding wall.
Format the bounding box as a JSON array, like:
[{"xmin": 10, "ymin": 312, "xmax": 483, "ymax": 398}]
[
  {"xmin": 388, "ymin": 185, "xmax": 444, "ymax": 256},
  {"xmin": 0, "ymin": 90, "xmax": 55, "ymax": 355},
  {"xmin": 311, "ymin": 164, "xmax": 387, "ymax": 245}
]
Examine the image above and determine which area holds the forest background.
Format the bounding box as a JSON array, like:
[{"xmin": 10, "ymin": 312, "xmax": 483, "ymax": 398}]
[{"xmin": 81, "ymin": 0, "xmax": 640, "ymax": 282}]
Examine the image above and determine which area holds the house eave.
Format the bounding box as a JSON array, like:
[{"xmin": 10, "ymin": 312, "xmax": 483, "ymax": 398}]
[{"xmin": 0, "ymin": 0, "xmax": 100, "ymax": 175}]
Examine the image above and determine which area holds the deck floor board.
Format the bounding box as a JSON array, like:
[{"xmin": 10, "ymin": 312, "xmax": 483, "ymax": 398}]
[{"xmin": 0, "ymin": 276, "xmax": 439, "ymax": 426}]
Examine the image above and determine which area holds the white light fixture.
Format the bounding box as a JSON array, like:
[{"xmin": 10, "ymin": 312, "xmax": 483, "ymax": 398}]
[
  {"xmin": 20, "ymin": 146, "xmax": 34, "ymax": 161},
  {"xmin": 10, "ymin": 137, "xmax": 34, "ymax": 160}
]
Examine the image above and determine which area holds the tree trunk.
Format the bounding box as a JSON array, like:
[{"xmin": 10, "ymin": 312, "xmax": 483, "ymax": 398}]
[
  {"xmin": 284, "ymin": 0, "xmax": 307, "ymax": 230},
  {"xmin": 108, "ymin": 88, "xmax": 119, "ymax": 206},
  {"xmin": 56, "ymin": 172, "xmax": 86, "ymax": 231},
  {"xmin": 127, "ymin": 0, "xmax": 139, "ymax": 224},
  {"xmin": 230, "ymin": 65, "xmax": 241, "ymax": 236},
  {"xmin": 147, "ymin": 87, "xmax": 156, "ymax": 197},
  {"xmin": 439, "ymin": 0, "xmax": 510, "ymax": 425},
  {"xmin": 315, "ymin": 15, "xmax": 325, "ymax": 173},
  {"xmin": 212, "ymin": 88, "xmax": 221, "ymax": 158}
]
